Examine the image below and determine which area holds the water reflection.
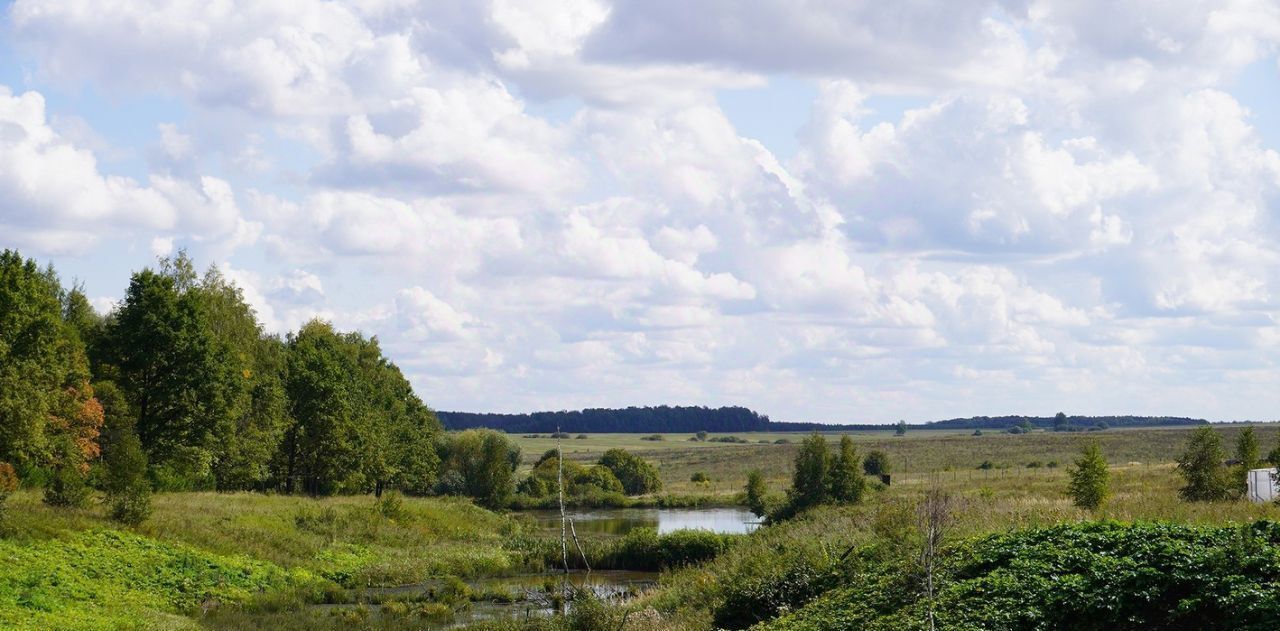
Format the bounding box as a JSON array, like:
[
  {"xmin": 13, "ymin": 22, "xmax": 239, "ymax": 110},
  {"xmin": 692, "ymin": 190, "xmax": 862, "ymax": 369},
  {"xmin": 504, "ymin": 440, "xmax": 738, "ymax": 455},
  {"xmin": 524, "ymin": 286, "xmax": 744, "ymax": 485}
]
[{"xmin": 529, "ymin": 507, "xmax": 760, "ymax": 536}]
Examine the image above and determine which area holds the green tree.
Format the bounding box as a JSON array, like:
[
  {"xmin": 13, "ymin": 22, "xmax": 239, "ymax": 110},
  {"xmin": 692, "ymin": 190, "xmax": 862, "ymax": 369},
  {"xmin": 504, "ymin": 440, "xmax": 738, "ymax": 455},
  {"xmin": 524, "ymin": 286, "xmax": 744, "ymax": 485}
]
[
  {"xmin": 828, "ymin": 435, "xmax": 865, "ymax": 504},
  {"xmin": 103, "ymin": 428, "xmax": 151, "ymax": 525},
  {"xmin": 196, "ymin": 268, "xmax": 290, "ymax": 491},
  {"xmin": 789, "ymin": 433, "xmax": 830, "ymax": 511},
  {"xmin": 598, "ymin": 449, "xmax": 663, "ymax": 495},
  {"xmin": 744, "ymin": 469, "xmax": 768, "ymax": 518},
  {"xmin": 1177, "ymin": 426, "xmax": 1232, "ymax": 502},
  {"xmin": 279, "ymin": 320, "xmax": 364, "ymax": 495},
  {"xmin": 434, "ymin": 429, "xmax": 519, "ymax": 507},
  {"xmin": 0, "ymin": 251, "xmax": 102, "ymax": 474},
  {"xmin": 109, "ymin": 259, "xmax": 223, "ymax": 479},
  {"xmin": 1233, "ymin": 425, "xmax": 1261, "ymax": 496},
  {"xmin": 1068, "ymin": 442, "xmax": 1109, "ymax": 509},
  {"xmin": 895, "ymin": 420, "xmax": 907, "ymax": 436},
  {"xmin": 863, "ymin": 450, "xmax": 890, "ymax": 476}
]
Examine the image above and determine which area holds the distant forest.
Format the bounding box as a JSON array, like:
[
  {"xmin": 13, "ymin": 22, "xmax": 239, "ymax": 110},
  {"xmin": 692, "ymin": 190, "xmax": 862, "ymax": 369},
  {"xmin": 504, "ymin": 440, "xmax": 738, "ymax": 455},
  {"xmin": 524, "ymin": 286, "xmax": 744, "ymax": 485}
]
[{"xmin": 438, "ymin": 406, "xmax": 1208, "ymax": 434}]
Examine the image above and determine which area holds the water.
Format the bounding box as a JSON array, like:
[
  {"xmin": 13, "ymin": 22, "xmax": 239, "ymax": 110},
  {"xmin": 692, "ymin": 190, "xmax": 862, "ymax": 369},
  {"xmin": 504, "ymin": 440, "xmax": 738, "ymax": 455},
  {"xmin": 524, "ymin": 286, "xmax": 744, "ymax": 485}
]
[
  {"xmin": 319, "ymin": 570, "xmax": 658, "ymax": 628},
  {"xmin": 528, "ymin": 507, "xmax": 761, "ymax": 536}
]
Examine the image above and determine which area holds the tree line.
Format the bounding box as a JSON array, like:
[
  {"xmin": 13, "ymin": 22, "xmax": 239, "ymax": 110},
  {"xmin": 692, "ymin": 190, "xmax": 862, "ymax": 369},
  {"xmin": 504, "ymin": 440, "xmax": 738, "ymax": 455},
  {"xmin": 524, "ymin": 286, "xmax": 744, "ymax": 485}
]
[
  {"xmin": 0, "ymin": 250, "xmax": 448, "ymax": 517},
  {"xmin": 439, "ymin": 405, "xmax": 773, "ymax": 433},
  {"xmin": 441, "ymin": 407, "xmax": 1209, "ymax": 435}
]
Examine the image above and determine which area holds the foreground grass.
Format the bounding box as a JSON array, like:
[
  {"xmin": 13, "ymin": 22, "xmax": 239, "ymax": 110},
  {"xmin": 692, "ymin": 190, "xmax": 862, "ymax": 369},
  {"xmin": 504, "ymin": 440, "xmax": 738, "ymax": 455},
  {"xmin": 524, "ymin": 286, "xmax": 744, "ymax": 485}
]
[
  {"xmin": 8, "ymin": 491, "xmax": 526, "ymax": 586},
  {"xmin": 0, "ymin": 528, "xmax": 315, "ymax": 631}
]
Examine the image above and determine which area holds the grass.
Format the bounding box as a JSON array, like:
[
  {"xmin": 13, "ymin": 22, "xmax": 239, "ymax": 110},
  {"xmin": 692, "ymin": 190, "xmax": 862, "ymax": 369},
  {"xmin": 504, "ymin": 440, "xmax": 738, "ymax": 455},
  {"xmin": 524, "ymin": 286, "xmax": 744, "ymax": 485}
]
[
  {"xmin": 516, "ymin": 425, "xmax": 1280, "ymax": 496},
  {"xmin": 0, "ymin": 528, "xmax": 315, "ymax": 631},
  {"xmin": 7, "ymin": 491, "xmax": 527, "ymax": 586},
  {"xmin": 5, "ymin": 424, "xmax": 1279, "ymax": 630}
]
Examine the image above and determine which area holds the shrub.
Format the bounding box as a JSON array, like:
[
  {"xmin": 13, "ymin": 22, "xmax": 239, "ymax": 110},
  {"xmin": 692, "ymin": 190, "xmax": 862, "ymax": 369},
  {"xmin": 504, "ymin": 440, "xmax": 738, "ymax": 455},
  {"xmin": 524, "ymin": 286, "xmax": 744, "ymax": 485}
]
[
  {"xmin": 862, "ymin": 450, "xmax": 890, "ymax": 476},
  {"xmin": 769, "ymin": 521, "xmax": 1280, "ymax": 631},
  {"xmin": 44, "ymin": 458, "xmax": 91, "ymax": 508},
  {"xmin": 599, "ymin": 449, "xmax": 662, "ymax": 495},
  {"xmin": 575, "ymin": 434, "xmax": 589, "ymax": 440},
  {"xmin": 827, "ymin": 436, "xmax": 865, "ymax": 505},
  {"xmin": 104, "ymin": 429, "xmax": 152, "ymax": 525},
  {"xmin": 640, "ymin": 434, "xmax": 664, "ymax": 441},
  {"xmin": 691, "ymin": 472, "xmax": 710, "ymax": 483},
  {"xmin": 744, "ymin": 469, "xmax": 768, "ymax": 518},
  {"xmin": 376, "ymin": 491, "xmax": 406, "ymax": 521},
  {"xmin": 977, "ymin": 460, "xmax": 995, "ymax": 470},
  {"xmin": 608, "ymin": 527, "xmax": 738, "ymax": 571},
  {"xmin": 1067, "ymin": 442, "xmax": 1109, "ymax": 510}
]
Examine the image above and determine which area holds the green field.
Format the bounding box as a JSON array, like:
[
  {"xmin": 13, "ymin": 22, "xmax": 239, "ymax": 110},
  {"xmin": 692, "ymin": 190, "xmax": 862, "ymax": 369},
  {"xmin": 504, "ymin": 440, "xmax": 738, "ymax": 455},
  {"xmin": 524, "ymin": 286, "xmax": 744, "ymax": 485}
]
[
  {"xmin": 518, "ymin": 425, "xmax": 1280, "ymax": 495},
  {"xmin": 4, "ymin": 424, "xmax": 1280, "ymax": 630}
]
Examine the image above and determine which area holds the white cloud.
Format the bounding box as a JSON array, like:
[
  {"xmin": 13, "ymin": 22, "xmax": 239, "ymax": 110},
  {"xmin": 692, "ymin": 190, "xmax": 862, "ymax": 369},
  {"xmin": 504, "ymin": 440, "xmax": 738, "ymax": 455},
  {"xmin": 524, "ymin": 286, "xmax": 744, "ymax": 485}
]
[{"xmin": 6, "ymin": 0, "xmax": 1280, "ymax": 422}]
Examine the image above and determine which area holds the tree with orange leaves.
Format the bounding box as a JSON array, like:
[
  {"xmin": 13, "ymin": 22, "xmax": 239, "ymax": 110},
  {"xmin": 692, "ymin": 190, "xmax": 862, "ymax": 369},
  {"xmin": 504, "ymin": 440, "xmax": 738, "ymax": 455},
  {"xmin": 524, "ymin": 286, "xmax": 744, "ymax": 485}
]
[{"xmin": 0, "ymin": 250, "xmax": 104, "ymax": 488}]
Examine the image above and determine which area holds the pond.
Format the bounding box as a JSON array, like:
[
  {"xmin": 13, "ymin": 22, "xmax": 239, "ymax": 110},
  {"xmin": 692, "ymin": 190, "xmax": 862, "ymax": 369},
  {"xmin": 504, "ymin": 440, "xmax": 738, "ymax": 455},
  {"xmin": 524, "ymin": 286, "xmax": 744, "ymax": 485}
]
[
  {"xmin": 319, "ymin": 570, "xmax": 658, "ymax": 628},
  {"xmin": 527, "ymin": 507, "xmax": 761, "ymax": 536}
]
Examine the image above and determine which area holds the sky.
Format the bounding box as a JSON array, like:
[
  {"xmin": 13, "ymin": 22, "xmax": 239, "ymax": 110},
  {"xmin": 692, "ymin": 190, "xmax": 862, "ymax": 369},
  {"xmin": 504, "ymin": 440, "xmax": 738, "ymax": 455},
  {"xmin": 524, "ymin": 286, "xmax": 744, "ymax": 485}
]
[{"xmin": 1, "ymin": 1, "xmax": 1279, "ymax": 424}]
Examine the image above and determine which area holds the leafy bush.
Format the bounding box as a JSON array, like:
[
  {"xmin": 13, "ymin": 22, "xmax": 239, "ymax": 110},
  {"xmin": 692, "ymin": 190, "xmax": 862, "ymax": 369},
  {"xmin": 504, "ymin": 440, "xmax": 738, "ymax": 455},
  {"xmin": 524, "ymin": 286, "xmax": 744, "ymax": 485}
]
[
  {"xmin": 598, "ymin": 449, "xmax": 662, "ymax": 496},
  {"xmin": 691, "ymin": 472, "xmax": 710, "ymax": 483},
  {"xmin": 103, "ymin": 429, "xmax": 151, "ymax": 525},
  {"xmin": 606, "ymin": 528, "xmax": 738, "ymax": 571},
  {"xmin": 640, "ymin": 434, "xmax": 664, "ymax": 441},
  {"xmin": 767, "ymin": 521, "xmax": 1280, "ymax": 631},
  {"xmin": 862, "ymin": 451, "xmax": 890, "ymax": 476}
]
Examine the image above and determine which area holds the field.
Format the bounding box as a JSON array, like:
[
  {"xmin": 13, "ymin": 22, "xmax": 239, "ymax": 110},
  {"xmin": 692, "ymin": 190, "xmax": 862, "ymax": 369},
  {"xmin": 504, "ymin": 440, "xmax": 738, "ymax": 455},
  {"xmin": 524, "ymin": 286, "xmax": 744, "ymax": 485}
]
[
  {"xmin": 4, "ymin": 424, "xmax": 1279, "ymax": 630},
  {"xmin": 519, "ymin": 425, "xmax": 1280, "ymax": 495}
]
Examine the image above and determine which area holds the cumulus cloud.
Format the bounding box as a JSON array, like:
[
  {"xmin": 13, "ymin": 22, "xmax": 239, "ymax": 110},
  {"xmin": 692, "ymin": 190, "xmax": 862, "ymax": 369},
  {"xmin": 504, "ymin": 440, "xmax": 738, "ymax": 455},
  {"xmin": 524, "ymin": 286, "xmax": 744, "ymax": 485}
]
[
  {"xmin": 5, "ymin": 0, "xmax": 1280, "ymax": 421},
  {"xmin": 0, "ymin": 85, "xmax": 256, "ymax": 254}
]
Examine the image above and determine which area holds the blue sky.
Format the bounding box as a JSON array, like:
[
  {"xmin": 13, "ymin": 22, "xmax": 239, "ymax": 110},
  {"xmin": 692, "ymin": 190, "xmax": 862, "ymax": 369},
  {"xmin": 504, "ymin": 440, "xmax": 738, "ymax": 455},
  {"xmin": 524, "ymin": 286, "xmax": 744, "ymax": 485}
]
[{"xmin": 1, "ymin": 0, "xmax": 1279, "ymax": 423}]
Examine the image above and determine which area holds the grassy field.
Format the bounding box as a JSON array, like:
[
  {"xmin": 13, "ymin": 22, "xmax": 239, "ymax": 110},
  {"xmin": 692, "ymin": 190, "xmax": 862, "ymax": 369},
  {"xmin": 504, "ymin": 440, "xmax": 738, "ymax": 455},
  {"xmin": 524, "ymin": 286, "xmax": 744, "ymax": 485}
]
[
  {"xmin": 5, "ymin": 424, "xmax": 1279, "ymax": 630},
  {"xmin": 519, "ymin": 425, "xmax": 1280, "ymax": 495}
]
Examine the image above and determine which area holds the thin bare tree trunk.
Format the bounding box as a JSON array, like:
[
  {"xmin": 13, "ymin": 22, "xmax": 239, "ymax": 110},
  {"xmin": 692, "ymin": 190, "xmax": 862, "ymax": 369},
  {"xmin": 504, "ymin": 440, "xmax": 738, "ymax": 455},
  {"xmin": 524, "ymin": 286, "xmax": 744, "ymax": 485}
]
[
  {"xmin": 918, "ymin": 484, "xmax": 953, "ymax": 631},
  {"xmin": 558, "ymin": 426, "xmax": 570, "ymax": 606}
]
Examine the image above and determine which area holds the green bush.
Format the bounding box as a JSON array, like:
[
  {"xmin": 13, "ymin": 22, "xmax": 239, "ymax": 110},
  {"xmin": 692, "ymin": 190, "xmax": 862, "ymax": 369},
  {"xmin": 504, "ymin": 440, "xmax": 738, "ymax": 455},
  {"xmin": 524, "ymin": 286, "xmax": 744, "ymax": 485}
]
[
  {"xmin": 598, "ymin": 449, "xmax": 662, "ymax": 496},
  {"xmin": 766, "ymin": 521, "xmax": 1280, "ymax": 631},
  {"xmin": 103, "ymin": 429, "xmax": 151, "ymax": 525},
  {"xmin": 607, "ymin": 528, "xmax": 738, "ymax": 571}
]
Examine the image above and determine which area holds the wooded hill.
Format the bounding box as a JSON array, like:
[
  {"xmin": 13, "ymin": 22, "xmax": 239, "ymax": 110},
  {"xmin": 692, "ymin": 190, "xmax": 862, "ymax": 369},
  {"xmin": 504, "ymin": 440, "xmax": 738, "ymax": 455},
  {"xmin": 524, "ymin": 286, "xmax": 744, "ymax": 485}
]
[{"xmin": 438, "ymin": 407, "xmax": 1209, "ymax": 434}]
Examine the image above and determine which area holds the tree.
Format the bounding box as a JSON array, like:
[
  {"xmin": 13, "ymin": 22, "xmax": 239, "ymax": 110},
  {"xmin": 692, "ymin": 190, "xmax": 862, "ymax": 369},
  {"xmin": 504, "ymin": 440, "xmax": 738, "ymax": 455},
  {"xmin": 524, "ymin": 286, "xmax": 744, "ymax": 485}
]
[
  {"xmin": 695, "ymin": 431, "xmax": 708, "ymax": 442},
  {"xmin": 0, "ymin": 250, "xmax": 102, "ymax": 474},
  {"xmin": 44, "ymin": 436, "xmax": 91, "ymax": 507},
  {"xmin": 744, "ymin": 469, "xmax": 767, "ymax": 518},
  {"xmin": 1068, "ymin": 442, "xmax": 1109, "ymax": 509},
  {"xmin": 109, "ymin": 260, "xmax": 224, "ymax": 480},
  {"xmin": 1233, "ymin": 426, "xmax": 1261, "ymax": 496},
  {"xmin": 1054, "ymin": 412, "xmax": 1070, "ymax": 432},
  {"xmin": 828, "ymin": 435, "xmax": 865, "ymax": 504},
  {"xmin": 1177, "ymin": 426, "xmax": 1232, "ymax": 502},
  {"xmin": 103, "ymin": 428, "xmax": 151, "ymax": 525},
  {"xmin": 863, "ymin": 450, "xmax": 890, "ymax": 476},
  {"xmin": 789, "ymin": 433, "xmax": 830, "ymax": 510},
  {"xmin": 895, "ymin": 421, "xmax": 908, "ymax": 436},
  {"xmin": 598, "ymin": 449, "xmax": 662, "ymax": 495},
  {"xmin": 434, "ymin": 429, "xmax": 519, "ymax": 507}
]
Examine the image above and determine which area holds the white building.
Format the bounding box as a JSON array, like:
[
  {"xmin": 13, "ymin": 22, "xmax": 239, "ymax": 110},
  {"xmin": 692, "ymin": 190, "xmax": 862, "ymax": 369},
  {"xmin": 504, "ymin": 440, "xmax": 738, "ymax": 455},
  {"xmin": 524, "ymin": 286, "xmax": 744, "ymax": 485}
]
[{"xmin": 1246, "ymin": 468, "xmax": 1277, "ymax": 503}]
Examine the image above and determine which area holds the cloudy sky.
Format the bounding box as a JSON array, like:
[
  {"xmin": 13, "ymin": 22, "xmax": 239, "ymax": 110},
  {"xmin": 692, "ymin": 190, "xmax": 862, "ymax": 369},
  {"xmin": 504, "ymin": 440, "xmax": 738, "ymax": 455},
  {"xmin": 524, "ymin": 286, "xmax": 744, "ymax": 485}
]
[{"xmin": 2, "ymin": 1, "xmax": 1279, "ymax": 423}]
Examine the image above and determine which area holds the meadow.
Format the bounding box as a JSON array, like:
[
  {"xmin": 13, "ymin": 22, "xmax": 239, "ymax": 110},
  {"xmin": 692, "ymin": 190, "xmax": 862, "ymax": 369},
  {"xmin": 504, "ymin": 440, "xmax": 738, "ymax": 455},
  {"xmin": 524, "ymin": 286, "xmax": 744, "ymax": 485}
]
[
  {"xmin": 4, "ymin": 424, "xmax": 1279, "ymax": 630},
  {"xmin": 522, "ymin": 424, "xmax": 1280, "ymax": 496}
]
